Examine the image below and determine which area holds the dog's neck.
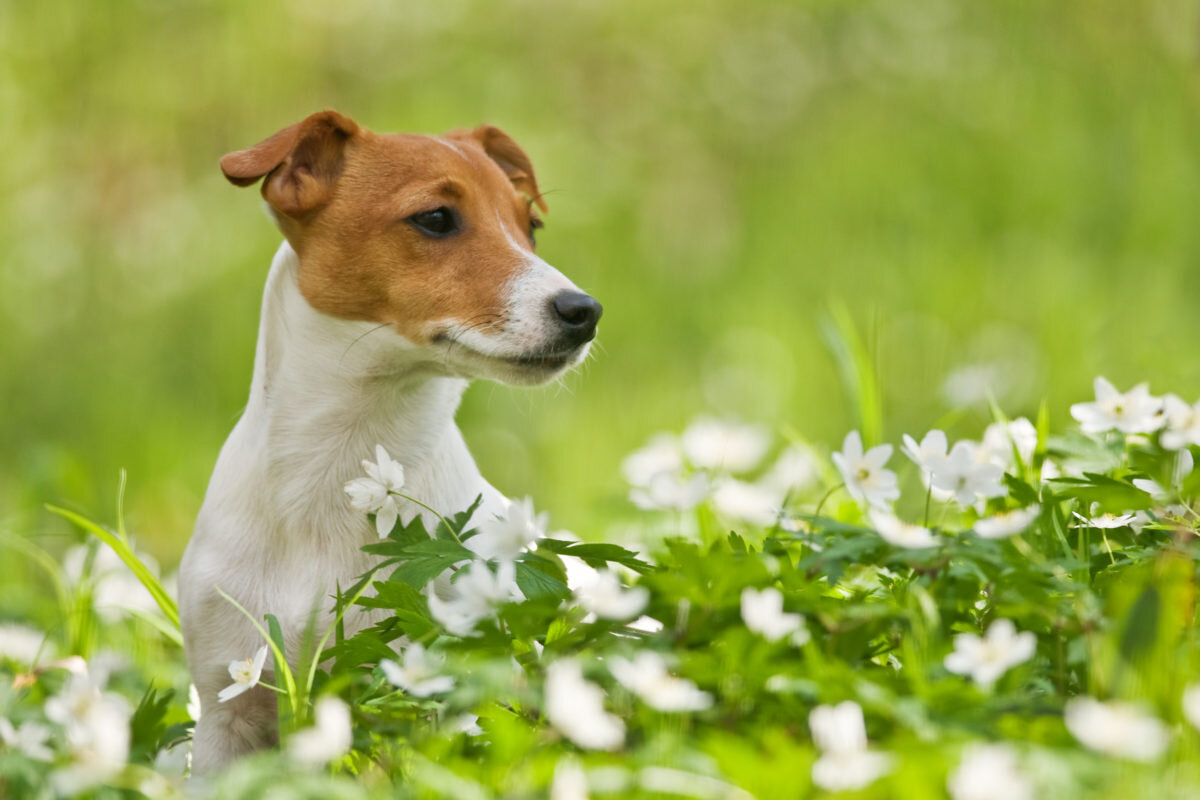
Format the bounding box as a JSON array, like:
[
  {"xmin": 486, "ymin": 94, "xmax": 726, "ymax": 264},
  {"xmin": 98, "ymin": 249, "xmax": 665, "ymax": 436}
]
[{"xmin": 236, "ymin": 242, "xmax": 478, "ymax": 539}]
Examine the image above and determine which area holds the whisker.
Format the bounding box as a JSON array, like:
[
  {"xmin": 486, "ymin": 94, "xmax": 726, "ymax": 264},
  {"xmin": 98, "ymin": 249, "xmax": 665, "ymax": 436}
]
[{"xmin": 340, "ymin": 323, "xmax": 389, "ymax": 362}]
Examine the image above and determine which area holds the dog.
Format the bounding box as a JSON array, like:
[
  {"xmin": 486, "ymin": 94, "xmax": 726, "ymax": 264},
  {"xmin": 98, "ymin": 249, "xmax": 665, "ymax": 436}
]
[{"xmin": 178, "ymin": 111, "xmax": 601, "ymax": 772}]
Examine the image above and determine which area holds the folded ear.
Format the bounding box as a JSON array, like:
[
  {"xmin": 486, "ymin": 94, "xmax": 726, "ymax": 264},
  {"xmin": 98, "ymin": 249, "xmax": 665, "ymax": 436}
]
[
  {"xmin": 219, "ymin": 111, "xmax": 360, "ymax": 218},
  {"xmin": 467, "ymin": 125, "xmax": 547, "ymax": 213}
]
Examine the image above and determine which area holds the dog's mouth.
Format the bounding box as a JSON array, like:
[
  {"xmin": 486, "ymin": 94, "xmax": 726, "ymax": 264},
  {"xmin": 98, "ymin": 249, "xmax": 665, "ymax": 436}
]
[
  {"xmin": 504, "ymin": 350, "xmax": 577, "ymax": 370},
  {"xmin": 435, "ymin": 334, "xmax": 585, "ymax": 378}
]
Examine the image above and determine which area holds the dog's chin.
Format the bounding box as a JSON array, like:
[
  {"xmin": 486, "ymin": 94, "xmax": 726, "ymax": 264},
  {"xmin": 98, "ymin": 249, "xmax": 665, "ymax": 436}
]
[{"xmin": 444, "ymin": 342, "xmax": 589, "ymax": 386}]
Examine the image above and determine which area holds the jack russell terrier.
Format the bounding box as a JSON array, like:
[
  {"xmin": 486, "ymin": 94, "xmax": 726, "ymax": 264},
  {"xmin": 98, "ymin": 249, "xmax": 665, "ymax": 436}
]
[{"xmin": 178, "ymin": 111, "xmax": 601, "ymax": 772}]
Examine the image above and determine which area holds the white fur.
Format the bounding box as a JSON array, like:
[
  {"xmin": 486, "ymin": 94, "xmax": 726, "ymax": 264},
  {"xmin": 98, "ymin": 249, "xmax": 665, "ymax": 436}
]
[{"xmin": 180, "ymin": 240, "xmax": 564, "ymax": 772}]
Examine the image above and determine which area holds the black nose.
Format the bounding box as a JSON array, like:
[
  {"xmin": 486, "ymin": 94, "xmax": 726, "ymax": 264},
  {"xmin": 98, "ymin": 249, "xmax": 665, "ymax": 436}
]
[{"xmin": 550, "ymin": 291, "xmax": 603, "ymax": 344}]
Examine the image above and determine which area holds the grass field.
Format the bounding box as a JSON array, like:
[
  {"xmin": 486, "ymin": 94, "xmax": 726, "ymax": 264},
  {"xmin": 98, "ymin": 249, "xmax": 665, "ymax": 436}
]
[{"xmin": 3, "ymin": 1, "xmax": 1200, "ymax": 797}]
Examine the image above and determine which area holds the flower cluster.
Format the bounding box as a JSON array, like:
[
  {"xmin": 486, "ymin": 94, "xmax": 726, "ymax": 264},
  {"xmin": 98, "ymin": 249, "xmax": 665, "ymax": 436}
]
[
  {"xmin": 7, "ymin": 374, "xmax": 1200, "ymax": 798},
  {"xmin": 622, "ymin": 416, "xmax": 816, "ymax": 525}
]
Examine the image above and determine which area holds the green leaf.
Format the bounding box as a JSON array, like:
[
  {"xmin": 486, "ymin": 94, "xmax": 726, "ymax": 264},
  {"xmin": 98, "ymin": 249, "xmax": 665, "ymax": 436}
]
[
  {"xmin": 1002, "ymin": 474, "xmax": 1040, "ymax": 507},
  {"xmin": 389, "ymin": 558, "xmax": 459, "ymax": 589},
  {"xmin": 438, "ymin": 494, "xmax": 484, "ymax": 541},
  {"xmin": 356, "ymin": 580, "xmax": 430, "ymax": 617},
  {"xmin": 265, "ymin": 614, "xmax": 289, "ymax": 678},
  {"xmin": 515, "ymin": 561, "xmax": 571, "ymax": 601},
  {"xmin": 1047, "ymin": 473, "xmax": 1151, "ymax": 511},
  {"xmin": 1119, "ymin": 584, "xmax": 1160, "ymax": 663},
  {"xmin": 538, "ymin": 539, "xmax": 655, "ymax": 574},
  {"xmin": 128, "ymin": 686, "xmax": 175, "ymax": 764}
]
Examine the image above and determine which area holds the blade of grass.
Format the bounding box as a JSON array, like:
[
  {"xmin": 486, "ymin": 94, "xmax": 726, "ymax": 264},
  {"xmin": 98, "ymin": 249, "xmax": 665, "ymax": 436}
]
[
  {"xmin": 46, "ymin": 504, "xmax": 180, "ymax": 631},
  {"xmin": 0, "ymin": 531, "xmax": 72, "ymax": 619},
  {"xmin": 821, "ymin": 300, "xmax": 882, "ymax": 446},
  {"xmin": 123, "ymin": 607, "xmax": 185, "ymax": 648}
]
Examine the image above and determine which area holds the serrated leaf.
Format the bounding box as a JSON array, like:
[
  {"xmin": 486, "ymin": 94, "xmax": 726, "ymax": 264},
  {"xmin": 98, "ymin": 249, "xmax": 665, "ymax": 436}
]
[
  {"xmin": 398, "ymin": 539, "xmax": 475, "ymax": 560},
  {"xmin": 355, "ymin": 580, "xmax": 430, "ymax": 618},
  {"xmin": 539, "ymin": 540, "xmax": 655, "ymax": 574},
  {"xmin": 515, "ymin": 562, "xmax": 570, "ymax": 600},
  {"xmin": 128, "ymin": 686, "xmax": 175, "ymax": 764},
  {"xmin": 1002, "ymin": 474, "xmax": 1040, "ymax": 507},
  {"xmin": 435, "ymin": 494, "xmax": 484, "ymax": 541},
  {"xmin": 389, "ymin": 558, "xmax": 459, "ymax": 590}
]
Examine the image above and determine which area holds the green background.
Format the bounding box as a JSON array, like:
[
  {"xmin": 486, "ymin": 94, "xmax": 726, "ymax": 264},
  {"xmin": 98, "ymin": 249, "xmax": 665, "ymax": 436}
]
[{"xmin": 3, "ymin": 0, "xmax": 1199, "ymax": 568}]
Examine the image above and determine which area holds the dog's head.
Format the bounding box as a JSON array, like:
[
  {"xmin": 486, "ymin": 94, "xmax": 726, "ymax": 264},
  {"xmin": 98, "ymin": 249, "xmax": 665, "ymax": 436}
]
[{"xmin": 219, "ymin": 111, "xmax": 600, "ymax": 386}]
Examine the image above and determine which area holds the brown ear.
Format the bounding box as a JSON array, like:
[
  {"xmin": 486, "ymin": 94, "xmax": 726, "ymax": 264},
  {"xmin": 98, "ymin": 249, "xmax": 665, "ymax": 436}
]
[
  {"xmin": 219, "ymin": 111, "xmax": 360, "ymax": 218},
  {"xmin": 468, "ymin": 125, "xmax": 547, "ymax": 213}
]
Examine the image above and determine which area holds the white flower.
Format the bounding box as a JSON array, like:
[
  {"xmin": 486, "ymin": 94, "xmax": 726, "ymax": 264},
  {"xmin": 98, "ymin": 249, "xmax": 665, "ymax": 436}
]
[
  {"xmin": 1182, "ymin": 684, "xmax": 1200, "ymax": 731},
  {"xmin": 288, "ymin": 696, "xmax": 352, "ymax": 766},
  {"xmin": 427, "ymin": 560, "xmax": 523, "ymax": 637},
  {"xmin": 981, "ymin": 418, "xmax": 1038, "ymax": 469},
  {"xmin": 929, "ymin": 441, "xmax": 1006, "ymax": 506},
  {"xmin": 944, "ymin": 619, "xmax": 1035, "ymax": 687},
  {"xmin": 681, "ymin": 417, "xmax": 770, "ymax": 473},
  {"xmin": 868, "ymin": 510, "xmax": 938, "ymax": 549},
  {"xmin": 740, "ymin": 587, "xmax": 808, "ymax": 644},
  {"xmin": 344, "ymin": 445, "xmax": 407, "ymax": 537},
  {"xmin": 1132, "ymin": 478, "xmax": 1167, "ymax": 502},
  {"xmin": 627, "ymin": 615, "xmax": 664, "ymax": 634},
  {"xmin": 1071, "ymin": 512, "xmax": 1137, "ymax": 529},
  {"xmin": 808, "ymin": 701, "xmax": 891, "ymax": 792},
  {"xmin": 545, "ymin": 659, "xmax": 624, "ymax": 750},
  {"xmin": 364, "ymin": 443, "xmax": 406, "ymax": 489},
  {"xmin": 152, "ymin": 743, "xmax": 189, "ymax": 781},
  {"xmin": 832, "ymin": 431, "xmax": 900, "ymax": 509},
  {"xmin": 759, "ymin": 445, "xmax": 819, "ymax": 494},
  {"xmin": 712, "ymin": 479, "xmax": 780, "ymax": 526},
  {"xmin": 467, "ymin": 496, "xmax": 548, "ymax": 560},
  {"xmin": 621, "ymin": 434, "xmax": 684, "ymax": 487},
  {"xmin": 1070, "ymin": 377, "xmax": 1164, "ymax": 435},
  {"xmin": 0, "ymin": 623, "xmax": 54, "ymax": 666},
  {"xmin": 947, "ymin": 744, "xmax": 1033, "ymax": 800},
  {"xmin": 973, "ymin": 506, "xmax": 1040, "ymax": 539},
  {"xmin": 574, "ymin": 570, "xmax": 649, "ymax": 621},
  {"xmin": 445, "ymin": 713, "xmax": 484, "ymax": 736},
  {"xmin": 551, "ymin": 757, "xmax": 590, "ymax": 800},
  {"xmin": 1132, "ymin": 450, "xmax": 1194, "ymax": 502},
  {"xmin": 1040, "ymin": 459, "xmax": 1062, "ymax": 482},
  {"xmin": 1064, "ymin": 697, "xmax": 1169, "ymax": 762},
  {"xmin": 1161, "ymin": 395, "xmax": 1200, "ymax": 450},
  {"xmin": 380, "ymin": 644, "xmax": 455, "ymax": 697},
  {"xmin": 902, "ymin": 429, "xmax": 948, "ymax": 473},
  {"xmin": 608, "ymin": 652, "xmax": 712, "ymax": 712},
  {"xmin": 45, "ymin": 673, "xmax": 131, "ymax": 792},
  {"xmin": 630, "ymin": 472, "xmax": 710, "ymax": 512},
  {"xmin": 63, "ymin": 543, "xmax": 162, "ymax": 623},
  {"xmin": 217, "ymin": 645, "xmax": 269, "ymax": 703},
  {"xmin": 0, "ymin": 717, "xmax": 53, "ymax": 761}
]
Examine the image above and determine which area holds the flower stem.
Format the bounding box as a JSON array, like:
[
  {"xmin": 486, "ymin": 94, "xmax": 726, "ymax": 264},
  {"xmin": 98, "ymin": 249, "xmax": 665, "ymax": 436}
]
[
  {"xmin": 813, "ymin": 483, "xmax": 844, "ymax": 518},
  {"xmin": 399, "ymin": 494, "xmax": 461, "ymax": 544},
  {"xmin": 1099, "ymin": 528, "xmax": 1116, "ymax": 565}
]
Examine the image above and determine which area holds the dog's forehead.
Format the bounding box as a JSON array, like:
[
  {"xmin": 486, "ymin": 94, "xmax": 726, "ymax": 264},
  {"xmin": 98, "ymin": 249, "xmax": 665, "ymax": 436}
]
[{"xmin": 353, "ymin": 131, "xmax": 518, "ymax": 204}]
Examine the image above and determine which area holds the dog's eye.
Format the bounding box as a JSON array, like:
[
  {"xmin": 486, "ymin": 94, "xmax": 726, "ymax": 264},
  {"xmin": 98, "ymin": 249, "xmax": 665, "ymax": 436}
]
[
  {"xmin": 529, "ymin": 216, "xmax": 544, "ymax": 246},
  {"xmin": 407, "ymin": 207, "xmax": 459, "ymax": 238}
]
